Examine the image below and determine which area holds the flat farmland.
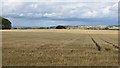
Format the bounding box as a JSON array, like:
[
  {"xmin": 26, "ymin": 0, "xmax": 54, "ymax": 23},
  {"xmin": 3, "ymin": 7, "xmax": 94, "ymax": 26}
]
[{"xmin": 1, "ymin": 29, "xmax": 119, "ymax": 66}]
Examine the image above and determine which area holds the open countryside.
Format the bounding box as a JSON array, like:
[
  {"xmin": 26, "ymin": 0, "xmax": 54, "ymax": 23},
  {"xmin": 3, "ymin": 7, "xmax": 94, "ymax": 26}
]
[
  {"xmin": 2, "ymin": 29, "xmax": 119, "ymax": 66},
  {"xmin": 1, "ymin": 1, "xmax": 119, "ymax": 67}
]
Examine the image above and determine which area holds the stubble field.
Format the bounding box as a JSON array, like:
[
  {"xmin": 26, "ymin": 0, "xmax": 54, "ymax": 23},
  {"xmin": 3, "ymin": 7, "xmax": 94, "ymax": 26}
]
[{"xmin": 1, "ymin": 29, "xmax": 119, "ymax": 66}]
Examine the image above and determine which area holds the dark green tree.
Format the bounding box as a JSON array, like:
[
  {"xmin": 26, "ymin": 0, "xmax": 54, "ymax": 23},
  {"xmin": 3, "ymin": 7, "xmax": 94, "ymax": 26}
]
[
  {"xmin": 56, "ymin": 25, "xmax": 66, "ymax": 29},
  {"xmin": 104, "ymin": 27, "xmax": 109, "ymax": 30},
  {"xmin": 0, "ymin": 17, "xmax": 12, "ymax": 29}
]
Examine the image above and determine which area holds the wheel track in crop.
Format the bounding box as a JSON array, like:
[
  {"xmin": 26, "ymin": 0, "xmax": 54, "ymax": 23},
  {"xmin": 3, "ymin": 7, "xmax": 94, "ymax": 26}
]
[
  {"xmin": 100, "ymin": 38, "xmax": 120, "ymax": 50},
  {"xmin": 88, "ymin": 34, "xmax": 101, "ymax": 51},
  {"xmin": 96, "ymin": 35, "xmax": 120, "ymax": 50}
]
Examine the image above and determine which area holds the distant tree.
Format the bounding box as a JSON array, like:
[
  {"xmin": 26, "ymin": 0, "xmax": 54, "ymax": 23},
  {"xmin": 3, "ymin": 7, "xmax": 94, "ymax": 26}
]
[
  {"xmin": 56, "ymin": 25, "xmax": 66, "ymax": 29},
  {"xmin": 105, "ymin": 27, "xmax": 109, "ymax": 30},
  {"xmin": 0, "ymin": 17, "xmax": 12, "ymax": 29}
]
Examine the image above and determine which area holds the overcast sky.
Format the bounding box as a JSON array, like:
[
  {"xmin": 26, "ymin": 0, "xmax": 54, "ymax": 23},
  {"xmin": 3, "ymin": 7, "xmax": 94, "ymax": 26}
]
[{"xmin": 1, "ymin": 0, "xmax": 119, "ymax": 27}]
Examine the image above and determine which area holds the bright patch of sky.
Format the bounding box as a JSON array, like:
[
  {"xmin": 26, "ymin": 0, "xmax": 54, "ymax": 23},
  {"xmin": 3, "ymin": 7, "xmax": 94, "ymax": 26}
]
[{"xmin": 1, "ymin": 0, "xmax": 119, "ymax": 27}]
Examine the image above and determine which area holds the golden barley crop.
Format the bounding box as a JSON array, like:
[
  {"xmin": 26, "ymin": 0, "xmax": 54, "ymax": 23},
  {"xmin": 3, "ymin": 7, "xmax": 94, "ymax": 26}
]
[{"xmin": 1, "ymin": 29, "xmax": 119, "ymax": 66}]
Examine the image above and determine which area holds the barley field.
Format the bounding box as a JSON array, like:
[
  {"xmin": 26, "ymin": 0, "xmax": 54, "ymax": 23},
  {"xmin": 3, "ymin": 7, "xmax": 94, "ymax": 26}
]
[{"xmin": 1, "ymin": 29, "xmax": 119, "ymax": 66}]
